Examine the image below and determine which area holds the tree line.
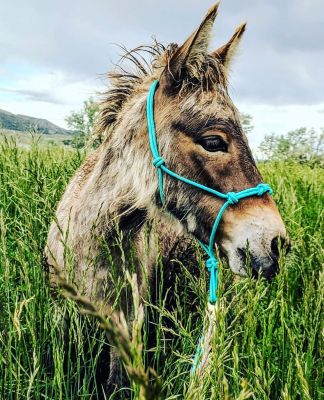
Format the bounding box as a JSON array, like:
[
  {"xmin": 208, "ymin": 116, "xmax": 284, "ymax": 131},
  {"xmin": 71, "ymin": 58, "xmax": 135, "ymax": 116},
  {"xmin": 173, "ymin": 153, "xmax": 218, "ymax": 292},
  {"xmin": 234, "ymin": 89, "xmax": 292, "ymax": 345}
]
[{"xmin": 65, "ymin": 98, "xmax": 323, "ymax": 166}]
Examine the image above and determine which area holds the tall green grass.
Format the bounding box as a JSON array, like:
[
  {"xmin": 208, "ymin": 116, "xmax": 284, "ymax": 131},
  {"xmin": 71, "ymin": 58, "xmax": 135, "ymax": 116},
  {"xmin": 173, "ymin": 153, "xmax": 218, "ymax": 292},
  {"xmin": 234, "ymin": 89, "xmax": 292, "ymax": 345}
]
[{"xmin": 0, "ymin": 136, "xmax": 323, "ymax": 399}]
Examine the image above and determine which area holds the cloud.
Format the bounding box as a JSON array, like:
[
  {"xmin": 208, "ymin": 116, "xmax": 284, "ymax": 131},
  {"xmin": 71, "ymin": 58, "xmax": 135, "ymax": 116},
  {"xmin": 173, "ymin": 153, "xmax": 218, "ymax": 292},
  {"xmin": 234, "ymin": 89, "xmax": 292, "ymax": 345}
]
[
  {"xmin": 0, "ymin": 87, "xmax": 63, "ymax": 104},
  {"xmin": 238, "ymin": 102, "xmax": 324, "ymax": 149},
  {"xmin": 0, "ymin": 68, "xmax": 101, "ymax": 128},
  {"xmin": 0, "ymin": 0, "xmax": 323, "ymax": 106},
  {"xmin": 1, "ymin": 0, "xmax": 324, "ymax": 142}
]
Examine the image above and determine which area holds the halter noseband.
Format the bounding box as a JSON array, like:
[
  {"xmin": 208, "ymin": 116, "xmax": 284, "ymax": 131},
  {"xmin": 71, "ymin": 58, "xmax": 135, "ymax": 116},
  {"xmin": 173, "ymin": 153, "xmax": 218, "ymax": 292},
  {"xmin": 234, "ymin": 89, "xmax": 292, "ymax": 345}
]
[{"xmin": 146, "ymin": 79, "xmax": 272, "ymax": 305}]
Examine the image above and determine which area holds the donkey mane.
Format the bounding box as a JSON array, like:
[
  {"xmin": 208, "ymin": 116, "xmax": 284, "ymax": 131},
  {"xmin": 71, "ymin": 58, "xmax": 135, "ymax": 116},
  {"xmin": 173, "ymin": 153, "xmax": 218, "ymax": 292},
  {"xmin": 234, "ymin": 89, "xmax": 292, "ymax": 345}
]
[
  {"xmin": 96, "ymin": 40, "xmax": 228, "ymax": 140},
  {"xmin": 96, "ymin": 42, "xmax": 166, "ymax": 139}
]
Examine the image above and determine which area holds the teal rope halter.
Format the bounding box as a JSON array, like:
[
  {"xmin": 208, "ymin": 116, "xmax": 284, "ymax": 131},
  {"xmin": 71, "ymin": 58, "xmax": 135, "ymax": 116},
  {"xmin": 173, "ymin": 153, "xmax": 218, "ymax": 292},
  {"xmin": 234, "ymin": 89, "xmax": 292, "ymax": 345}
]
[
  {"xmin": 147, "ymin": 79, "xmax": 273, "ymax": 304},
  {"xmin": 146, "ymin": 79, "xmax": 272, "ymax": 371}
]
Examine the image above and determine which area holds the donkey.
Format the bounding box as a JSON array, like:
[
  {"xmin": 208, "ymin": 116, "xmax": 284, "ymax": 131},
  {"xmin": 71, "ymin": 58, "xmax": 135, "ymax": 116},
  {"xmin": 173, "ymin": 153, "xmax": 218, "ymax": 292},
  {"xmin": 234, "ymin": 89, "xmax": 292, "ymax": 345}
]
[{"xmin": 46, "ymin": 3, "xmax": 289, "ymax": 395}]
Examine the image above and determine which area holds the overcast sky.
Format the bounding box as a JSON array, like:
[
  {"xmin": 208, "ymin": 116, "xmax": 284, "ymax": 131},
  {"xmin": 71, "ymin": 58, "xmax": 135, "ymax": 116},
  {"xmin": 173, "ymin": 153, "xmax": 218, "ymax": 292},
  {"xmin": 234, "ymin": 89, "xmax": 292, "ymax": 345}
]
[{"xmin": 1, "ymin": 0, "xmax": 323, "ymax": 148}]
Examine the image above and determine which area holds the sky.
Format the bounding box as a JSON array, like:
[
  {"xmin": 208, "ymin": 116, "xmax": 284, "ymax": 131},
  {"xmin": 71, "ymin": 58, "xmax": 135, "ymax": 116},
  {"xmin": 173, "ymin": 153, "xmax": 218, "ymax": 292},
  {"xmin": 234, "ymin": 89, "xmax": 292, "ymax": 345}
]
[{"xmin": 1, "ymin": 0, "xmax": 323, "ymax": 149}]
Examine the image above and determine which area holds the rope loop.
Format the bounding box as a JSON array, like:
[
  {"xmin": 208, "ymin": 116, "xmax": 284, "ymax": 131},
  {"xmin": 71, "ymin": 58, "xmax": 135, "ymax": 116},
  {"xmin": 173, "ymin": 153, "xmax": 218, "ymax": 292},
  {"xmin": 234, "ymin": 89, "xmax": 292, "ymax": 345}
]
[
  {"xmin": 153, "ymin": 156, "xmax": 165, "ymax": 168},
  {"xmin": 256, "ymin": 183, "xmax": 273, "ymax": 196},
  {"xmin": 227, "ymin": 192, "xmax": 239, "ymax": 205}
]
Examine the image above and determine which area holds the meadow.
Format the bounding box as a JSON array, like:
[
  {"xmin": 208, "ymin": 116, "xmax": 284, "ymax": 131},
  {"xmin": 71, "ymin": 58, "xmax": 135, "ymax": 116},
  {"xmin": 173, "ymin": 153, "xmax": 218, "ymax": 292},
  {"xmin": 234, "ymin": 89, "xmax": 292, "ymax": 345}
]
[
  {"xmin": 0, "ymin": 130, "xmax": 72, "ymax": 148},
  {"xmin": 0, "ymin": 135, "xmax": 323, "ymax": 399}
]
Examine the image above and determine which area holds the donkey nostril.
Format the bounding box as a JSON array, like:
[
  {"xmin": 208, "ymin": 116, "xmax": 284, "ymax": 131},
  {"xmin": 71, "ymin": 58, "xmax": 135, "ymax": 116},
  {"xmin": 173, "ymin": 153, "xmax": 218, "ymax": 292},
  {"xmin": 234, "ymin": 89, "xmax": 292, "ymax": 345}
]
[
  {"xmin": 265, "ymin": 261, "xmax": 279, "ymax": 279},
  {"xmin": 271, "ymin": 237, "xmax": 280, "ymax": 258},
  {"xmin": 271, "ymin": 236, "xmax": 291, "ymax": 259}
]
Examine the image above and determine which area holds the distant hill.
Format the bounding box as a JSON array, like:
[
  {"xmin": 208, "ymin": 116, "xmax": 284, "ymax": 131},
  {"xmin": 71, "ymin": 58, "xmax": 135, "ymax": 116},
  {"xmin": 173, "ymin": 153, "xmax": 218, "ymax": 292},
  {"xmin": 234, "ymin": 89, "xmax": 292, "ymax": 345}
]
[{"xmin": 0, "ymin": 109, "xmax": 71, "ymax": 135}]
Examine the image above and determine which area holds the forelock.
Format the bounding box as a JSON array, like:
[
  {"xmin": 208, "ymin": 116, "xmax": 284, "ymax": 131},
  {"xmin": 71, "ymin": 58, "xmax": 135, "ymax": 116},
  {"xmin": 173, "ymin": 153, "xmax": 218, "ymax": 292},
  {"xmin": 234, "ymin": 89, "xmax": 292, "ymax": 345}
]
[{"xmin": 95, "ymin": 40, "xmax": 228, "ymax": 141}]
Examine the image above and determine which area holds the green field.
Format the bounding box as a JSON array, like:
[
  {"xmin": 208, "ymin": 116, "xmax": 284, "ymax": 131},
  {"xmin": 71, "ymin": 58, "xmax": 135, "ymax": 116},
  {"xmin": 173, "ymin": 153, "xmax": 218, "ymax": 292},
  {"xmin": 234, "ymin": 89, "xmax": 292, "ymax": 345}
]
[
  {"xmin": 0, "ymin": 136, "xmax": 323, "ymax": 399},
  {"xmin": 0, "ymin": 130, "xmax": 72, "ymax": 148}
]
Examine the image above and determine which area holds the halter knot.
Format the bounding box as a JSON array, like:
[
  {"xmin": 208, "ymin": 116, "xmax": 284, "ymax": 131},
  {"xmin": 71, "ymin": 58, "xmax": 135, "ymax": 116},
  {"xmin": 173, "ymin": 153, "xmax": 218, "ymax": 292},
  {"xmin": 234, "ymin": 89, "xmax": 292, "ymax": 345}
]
[
  {"xmin": 227, "ymin": 192, "xmax": 239, "ymax": 205},
  {"xmin": 153, "ymin": 156, "xmax": 165, "ymax": 168},
  {"xmin": 256, "ymin": 183, "xmax": 273, "ymax": 196},
  {"xmin": 206, "ymin": 256, "xmax": 218, "ymax": 271}
]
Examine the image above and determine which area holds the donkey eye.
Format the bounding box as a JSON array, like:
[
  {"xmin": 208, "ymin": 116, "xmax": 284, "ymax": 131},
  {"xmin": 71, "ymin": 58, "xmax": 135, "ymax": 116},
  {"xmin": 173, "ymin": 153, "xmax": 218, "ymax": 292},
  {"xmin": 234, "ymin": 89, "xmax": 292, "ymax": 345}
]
[{"xmin": 198, "ymin": 136, "xmax": 228, "ymax": 152}]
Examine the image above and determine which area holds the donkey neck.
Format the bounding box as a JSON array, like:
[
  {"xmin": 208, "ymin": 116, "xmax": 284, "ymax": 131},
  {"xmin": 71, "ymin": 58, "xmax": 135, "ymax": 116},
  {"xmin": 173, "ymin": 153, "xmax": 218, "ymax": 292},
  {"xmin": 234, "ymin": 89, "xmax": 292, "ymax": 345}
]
[{"xmin": 94, "ymin": 88, "xmax": 160, "ymax": 225}]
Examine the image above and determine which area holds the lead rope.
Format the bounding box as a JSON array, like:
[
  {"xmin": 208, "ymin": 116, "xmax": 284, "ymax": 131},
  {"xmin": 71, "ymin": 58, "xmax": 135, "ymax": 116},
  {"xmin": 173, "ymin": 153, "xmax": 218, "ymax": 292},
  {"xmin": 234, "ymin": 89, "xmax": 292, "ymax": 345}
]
[{"xmin": 146, "ymin": 79, "xmax": 273, "ymax": 373}]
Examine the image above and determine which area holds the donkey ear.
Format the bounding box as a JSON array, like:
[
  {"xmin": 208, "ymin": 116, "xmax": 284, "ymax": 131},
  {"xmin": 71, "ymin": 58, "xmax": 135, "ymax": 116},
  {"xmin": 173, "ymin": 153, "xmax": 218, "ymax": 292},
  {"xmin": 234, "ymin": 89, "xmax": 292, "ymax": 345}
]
[
  {"xmin": 161, "ymin": 3, "xmax": 219, "ymax": 84},
  {"xmin": 211, "ymin": 23, "xmax": 246, "ymax": 69}
]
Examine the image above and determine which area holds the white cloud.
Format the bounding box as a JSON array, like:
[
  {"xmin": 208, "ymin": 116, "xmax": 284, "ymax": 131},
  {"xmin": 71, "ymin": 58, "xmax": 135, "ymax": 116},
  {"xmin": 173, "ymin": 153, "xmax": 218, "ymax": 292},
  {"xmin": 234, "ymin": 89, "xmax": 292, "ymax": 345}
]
[
  {"xmin": 0, "ymin": 68, "xmax": 101, "ymax": 128},
  {"xmin": 238, "ymin": 102, "xmax": 324, "ymax": 151},
  {"xmin": 0, "ymin": 0, "xmax": 323, "ymax": 137}
]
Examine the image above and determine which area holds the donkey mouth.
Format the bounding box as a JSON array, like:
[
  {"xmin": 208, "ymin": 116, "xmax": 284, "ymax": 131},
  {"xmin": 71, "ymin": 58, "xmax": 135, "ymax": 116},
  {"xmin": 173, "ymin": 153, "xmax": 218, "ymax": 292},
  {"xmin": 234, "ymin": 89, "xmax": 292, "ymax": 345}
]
[
  {"xmin": 237, "ymin": 248, "xmax": 280, "ymax": 280},
  {"xmin": 251, "ymin": 261, "xmax": 279, "ymax": 280}
]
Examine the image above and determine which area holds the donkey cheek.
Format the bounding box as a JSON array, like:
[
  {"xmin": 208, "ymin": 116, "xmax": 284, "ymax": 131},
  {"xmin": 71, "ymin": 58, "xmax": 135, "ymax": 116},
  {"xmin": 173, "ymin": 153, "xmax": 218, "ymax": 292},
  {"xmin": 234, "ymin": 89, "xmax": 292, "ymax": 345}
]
[{"xmin": 186, "ymin": 214, "xmax": 197, "ymax": 233}]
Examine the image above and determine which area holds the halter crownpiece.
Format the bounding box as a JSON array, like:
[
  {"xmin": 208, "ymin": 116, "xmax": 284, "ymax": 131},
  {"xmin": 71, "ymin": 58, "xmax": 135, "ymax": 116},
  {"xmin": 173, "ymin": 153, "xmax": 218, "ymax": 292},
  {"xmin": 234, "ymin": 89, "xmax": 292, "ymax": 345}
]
[{"xmin": 146, "ymin": 79, "xmax": 272, "ymax": 369}]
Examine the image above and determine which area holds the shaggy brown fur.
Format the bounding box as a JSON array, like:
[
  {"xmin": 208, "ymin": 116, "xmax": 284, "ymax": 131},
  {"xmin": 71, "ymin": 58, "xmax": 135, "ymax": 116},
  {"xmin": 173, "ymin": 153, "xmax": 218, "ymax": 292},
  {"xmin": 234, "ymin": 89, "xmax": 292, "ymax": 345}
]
[
  {"xmin": 46, "ymin": 3, "xmax": 287, "ymax": 396},
  {"xmin": 95, "ymin": 39, "xmax": 228, "ymax": 144}
]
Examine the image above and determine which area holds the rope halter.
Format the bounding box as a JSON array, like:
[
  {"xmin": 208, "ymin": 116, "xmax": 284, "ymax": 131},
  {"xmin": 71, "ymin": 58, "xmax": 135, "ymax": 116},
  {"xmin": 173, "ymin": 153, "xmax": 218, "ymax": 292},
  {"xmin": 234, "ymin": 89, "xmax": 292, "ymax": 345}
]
[
  {"xmin": 146, "ymin": 79, "xmax": 273, "ymax": 372},
  {"xmin": 146, "ymin": 79, "xmax": 273, "ymax": 304}
]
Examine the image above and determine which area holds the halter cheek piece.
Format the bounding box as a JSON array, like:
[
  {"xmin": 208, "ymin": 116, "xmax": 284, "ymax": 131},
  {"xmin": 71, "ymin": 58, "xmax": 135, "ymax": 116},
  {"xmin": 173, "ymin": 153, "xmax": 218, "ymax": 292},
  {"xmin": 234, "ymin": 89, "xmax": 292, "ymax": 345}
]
[{"xmin": 146, "ymin": 79, "xmax": 273, "ymax": 305}]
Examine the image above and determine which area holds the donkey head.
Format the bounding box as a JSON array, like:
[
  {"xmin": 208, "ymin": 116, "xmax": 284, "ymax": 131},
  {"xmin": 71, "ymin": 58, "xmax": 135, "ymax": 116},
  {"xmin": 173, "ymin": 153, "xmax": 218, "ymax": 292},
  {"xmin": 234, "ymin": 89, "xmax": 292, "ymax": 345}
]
[{"xmin": 150, "ymin": 4, "xmax": 289, "ymax": 278}]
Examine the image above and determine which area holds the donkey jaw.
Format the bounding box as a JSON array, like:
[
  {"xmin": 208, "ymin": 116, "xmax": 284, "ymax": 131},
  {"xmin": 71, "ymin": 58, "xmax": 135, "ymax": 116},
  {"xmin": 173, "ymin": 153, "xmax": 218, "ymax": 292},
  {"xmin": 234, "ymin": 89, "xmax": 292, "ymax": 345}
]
[{"xmin": 224, "ymin": 247, "xmax": 280, "ymax": 279}]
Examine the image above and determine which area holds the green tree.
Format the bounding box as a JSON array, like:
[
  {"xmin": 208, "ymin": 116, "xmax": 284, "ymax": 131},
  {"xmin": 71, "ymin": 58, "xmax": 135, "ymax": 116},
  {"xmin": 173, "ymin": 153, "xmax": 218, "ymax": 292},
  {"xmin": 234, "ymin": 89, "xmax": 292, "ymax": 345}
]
[
  {"xmin": 259, "ymin": 127, "xmax": 324, "ymax": 165},
  {"xmin": 65, "ymin": 97, "xmax": 99, "ymax": 148}
]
